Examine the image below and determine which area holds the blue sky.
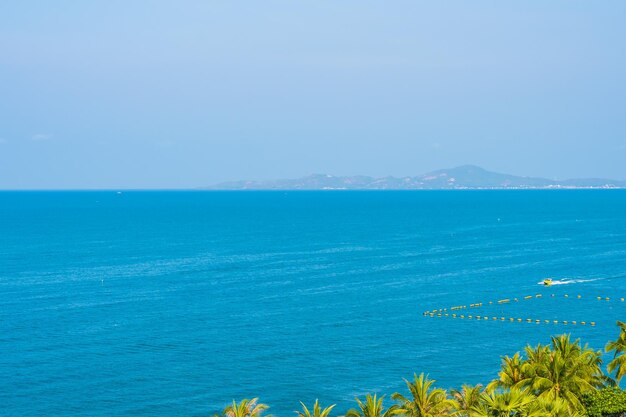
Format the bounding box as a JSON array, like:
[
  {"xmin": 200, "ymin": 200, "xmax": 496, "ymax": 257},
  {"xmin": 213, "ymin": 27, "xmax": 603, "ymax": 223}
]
[{"xmin": 1, "ymin": 1, "xmax": 625, "ymax": 189}]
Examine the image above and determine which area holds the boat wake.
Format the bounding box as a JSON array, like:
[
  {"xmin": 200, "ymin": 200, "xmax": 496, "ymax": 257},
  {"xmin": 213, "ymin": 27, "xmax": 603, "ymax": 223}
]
[{"xmin": 538, "ymin": 278, "xmax": 600, "ymax": 286}]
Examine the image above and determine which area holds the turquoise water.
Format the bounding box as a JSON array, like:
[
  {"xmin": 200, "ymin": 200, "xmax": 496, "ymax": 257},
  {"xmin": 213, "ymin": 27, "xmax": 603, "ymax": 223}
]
[{"xmin": 1, "ymin": 190, "xmax": 626, "ymax": 416}]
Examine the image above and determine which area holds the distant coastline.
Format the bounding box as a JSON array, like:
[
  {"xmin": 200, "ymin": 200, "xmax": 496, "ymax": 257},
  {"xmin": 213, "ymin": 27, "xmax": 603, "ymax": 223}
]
[{"xmin": 204, "ymin": 165, "xmax": 626, "ymax": 191}]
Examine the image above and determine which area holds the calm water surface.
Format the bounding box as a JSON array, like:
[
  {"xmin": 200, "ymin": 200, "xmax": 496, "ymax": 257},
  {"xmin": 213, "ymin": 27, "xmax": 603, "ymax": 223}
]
[{"xmin": 1, "ymin": 191, "xmax": 625, "ymax": 416}]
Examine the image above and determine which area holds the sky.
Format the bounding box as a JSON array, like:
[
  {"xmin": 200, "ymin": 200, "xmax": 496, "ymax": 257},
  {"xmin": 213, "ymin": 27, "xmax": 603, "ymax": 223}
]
[{"xmin": 1, "ymin": 1, "xmax": 625, "ymax": 189}]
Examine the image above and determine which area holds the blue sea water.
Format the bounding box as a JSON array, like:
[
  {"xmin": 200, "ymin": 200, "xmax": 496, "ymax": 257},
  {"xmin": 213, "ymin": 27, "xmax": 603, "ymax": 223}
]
[{"xmin": 1, "ymin": 190, "xmax": 626, "ymax": 416}]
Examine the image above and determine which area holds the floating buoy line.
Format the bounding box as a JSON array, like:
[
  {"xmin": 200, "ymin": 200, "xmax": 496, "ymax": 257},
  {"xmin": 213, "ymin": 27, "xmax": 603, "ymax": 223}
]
[{"xmin": 422, "ymin": 293, "xmax": 624, "ymax": 327}]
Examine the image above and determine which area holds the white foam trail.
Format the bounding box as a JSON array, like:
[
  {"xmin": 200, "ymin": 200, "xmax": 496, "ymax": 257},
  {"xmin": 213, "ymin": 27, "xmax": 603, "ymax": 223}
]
[{"xmin": 537, "ymin": 278, "xmax": 601, "ymax": 286}]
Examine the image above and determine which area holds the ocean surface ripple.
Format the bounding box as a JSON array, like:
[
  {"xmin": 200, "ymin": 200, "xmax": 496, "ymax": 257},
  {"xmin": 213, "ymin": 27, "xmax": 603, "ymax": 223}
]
[{"xmin": 1, "ymin": 190, "xmax": 625, "ymax": 416}]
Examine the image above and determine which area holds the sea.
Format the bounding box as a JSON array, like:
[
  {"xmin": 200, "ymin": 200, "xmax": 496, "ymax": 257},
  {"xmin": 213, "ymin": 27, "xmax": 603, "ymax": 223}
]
[{"xmin": 1, "ymin": 190, "xmax": 625, "ymax": 416}]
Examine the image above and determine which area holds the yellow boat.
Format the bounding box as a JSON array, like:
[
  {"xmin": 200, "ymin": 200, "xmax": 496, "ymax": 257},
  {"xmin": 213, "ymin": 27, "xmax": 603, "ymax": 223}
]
[{"xmin": 543, "ymin": 278, "xmax": 553, "ymax": 286}]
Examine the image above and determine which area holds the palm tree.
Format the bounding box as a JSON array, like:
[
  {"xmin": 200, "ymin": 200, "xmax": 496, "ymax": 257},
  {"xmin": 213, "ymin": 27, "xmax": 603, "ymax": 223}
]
[
  {"xmin": 606, "ymin": 320, "xmax": 626, "ymax": 384},
  {"xmin": 469, "ymin": 388, "xmax": 534, "ymax": 417},
  {"xmin": 523, "ymin": 397, "xmax": 582, "ymax": 417},
  {"xmin": 296, "ymin": 399, "xmax": 336, "ymax": 417},
  {"xmin": 391, "ymin": 373, "xmax": 455, "ymax": 417},
  {"xmin": 518, "ymin": 334, "xmax": 604, "ymax": 411},
  {"xmin": 215, "ymin": 398, "xmax": 271, "ymax": 417},
  {"xmin": 524, "ymin": 343, "xmax": 551, "ymax": 367},
  {"xmin": 451, "ymin": 384, "xmax": 483, "ymax": 416},
  {"xmin": 343, "ymin": 394, "xmax": 401, "ymax": 417},
  {"xmin": 486, "ymin": 353, "xmax": 525, "ymax": 392}
]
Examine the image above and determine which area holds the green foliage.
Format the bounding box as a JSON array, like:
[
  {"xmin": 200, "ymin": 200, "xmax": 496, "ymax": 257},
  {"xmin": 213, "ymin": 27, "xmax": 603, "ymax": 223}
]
[
  {"xmin": 469, "ymin": 388, "xmax": 535, "ymax": 416},
  {"xmin": 486, "ymin": 353, "xmax": 524, "ymax": 392},
  {"xmin": 343, "ymin": 394, "xmax": 401, "ymax": 417},
  {"xmin": 581, "ymin": 387, "xmax": 626, "ymax": 417},
  {"xmin": 606, "ymin": 321, "xmax": 626, "ymax": 384},
  {"xmin": 483, "ymin": 334, "xmax": 604, "ymax": 413},
  {"xmin": 451, "ymin": 384, "xmax": 484, "ymax": 416},
  {"xmin": 296, "ymin": 399, "xmax": 336, "ymax": 417},
  {"xmin": 391, "ymin": 373, "xmax": 456, "ymax": 417},
  {"xmin": 518, "ymin": 334, "xmax": 605, "ymax": 411},
  {"xmin": 214, "ymin": 398, "xmax": 272, "ymax": 417},
  {"xmin": 525, "ymin": 397, "xmax": 583, "ymax": 417}
]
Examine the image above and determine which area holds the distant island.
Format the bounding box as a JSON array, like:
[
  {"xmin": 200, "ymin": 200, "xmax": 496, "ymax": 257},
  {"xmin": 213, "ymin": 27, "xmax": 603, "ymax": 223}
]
[{"xmin": 205, "ymin": 165, "xmax": 626, "ymax": 190}]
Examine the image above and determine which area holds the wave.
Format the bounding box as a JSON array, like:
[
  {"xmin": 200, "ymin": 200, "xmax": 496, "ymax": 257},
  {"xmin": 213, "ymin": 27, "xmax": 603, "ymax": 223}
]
[{"xmin": 537, "ymin": 278, "xmax": 601, "ymax": 286}]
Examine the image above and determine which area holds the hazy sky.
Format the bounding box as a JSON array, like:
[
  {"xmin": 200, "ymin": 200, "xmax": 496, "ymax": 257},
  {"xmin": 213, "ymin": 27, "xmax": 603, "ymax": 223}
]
[{"xmin": 1, "ymin": 1, "xmax": 625, "ymax": 189}]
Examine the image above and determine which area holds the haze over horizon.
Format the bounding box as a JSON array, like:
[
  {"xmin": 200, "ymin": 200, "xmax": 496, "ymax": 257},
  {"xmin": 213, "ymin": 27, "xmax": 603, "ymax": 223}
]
[{"xmin": 1, "ymin": 1, "xmax": 625, "ymax": 189}]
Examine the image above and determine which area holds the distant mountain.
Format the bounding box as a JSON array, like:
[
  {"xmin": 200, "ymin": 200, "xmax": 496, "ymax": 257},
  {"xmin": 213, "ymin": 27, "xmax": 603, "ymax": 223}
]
[{"xmin": 205, "ymin": 165, "xmax": 626, "ymax": 190}]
